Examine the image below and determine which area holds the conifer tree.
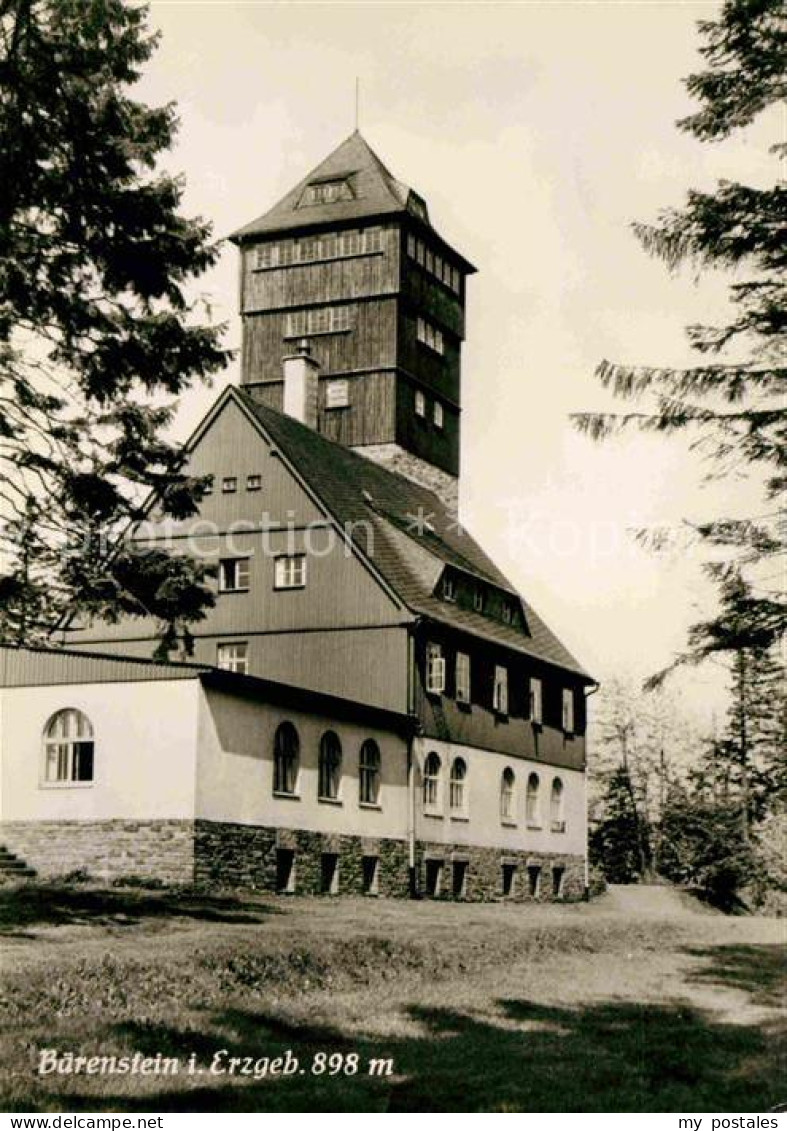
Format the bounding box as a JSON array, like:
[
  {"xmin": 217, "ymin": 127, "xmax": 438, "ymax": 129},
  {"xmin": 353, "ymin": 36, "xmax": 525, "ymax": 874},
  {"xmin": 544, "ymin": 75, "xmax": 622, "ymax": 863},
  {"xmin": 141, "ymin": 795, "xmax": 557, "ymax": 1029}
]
[
  {"xmin": 0, "ymin": 0, "xmax": 230, "ymax": 653},
  {"xmin": 574, "ymin": 0, "xmax": 786, "ymax": 657}
]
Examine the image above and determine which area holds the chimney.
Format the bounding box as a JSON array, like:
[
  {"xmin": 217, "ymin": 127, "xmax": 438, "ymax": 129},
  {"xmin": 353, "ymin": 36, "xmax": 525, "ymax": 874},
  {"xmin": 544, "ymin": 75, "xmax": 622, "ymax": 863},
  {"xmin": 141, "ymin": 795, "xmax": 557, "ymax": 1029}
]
[{"xmin": 282, "ymin": 339, "xmax": 320, "ymax": 429}]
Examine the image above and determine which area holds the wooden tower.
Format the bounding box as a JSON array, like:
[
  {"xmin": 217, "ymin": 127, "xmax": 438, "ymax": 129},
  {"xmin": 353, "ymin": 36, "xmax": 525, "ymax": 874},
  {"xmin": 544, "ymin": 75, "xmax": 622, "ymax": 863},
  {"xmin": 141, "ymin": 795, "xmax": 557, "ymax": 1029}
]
[{"xmin": 230, "ymin": 131, "xmax": 476, "ymax": 508}]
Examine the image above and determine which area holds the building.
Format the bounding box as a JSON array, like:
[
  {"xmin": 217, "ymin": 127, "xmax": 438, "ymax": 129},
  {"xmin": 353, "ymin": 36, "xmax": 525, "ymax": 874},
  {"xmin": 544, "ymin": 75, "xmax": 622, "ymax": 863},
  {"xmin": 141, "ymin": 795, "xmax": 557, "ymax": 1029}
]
[{"xmin": 1, "ymin": 132, "xmax": 596, "ymax": 900}]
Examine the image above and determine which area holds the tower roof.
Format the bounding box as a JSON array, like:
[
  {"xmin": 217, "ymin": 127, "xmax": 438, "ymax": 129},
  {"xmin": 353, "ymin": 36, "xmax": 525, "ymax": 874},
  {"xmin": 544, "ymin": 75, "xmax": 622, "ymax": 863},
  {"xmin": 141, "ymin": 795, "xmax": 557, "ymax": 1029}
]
[{"xmin": 230, "ymin": 131, "xmax": 475, "ymax": 269}]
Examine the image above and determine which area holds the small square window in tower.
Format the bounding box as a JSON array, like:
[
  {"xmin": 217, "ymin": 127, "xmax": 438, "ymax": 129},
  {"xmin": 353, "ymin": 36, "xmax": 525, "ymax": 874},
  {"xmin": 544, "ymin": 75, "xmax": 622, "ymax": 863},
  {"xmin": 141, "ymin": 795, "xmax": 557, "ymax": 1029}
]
[
  {"xmin": 452, "ymin": 860, "xmax": 468, "ymax": 898},
  {"xmin": 502, "ymin": 863, "xmax": 517, "ymax": 898},
  {"xmin": 276, "ymin": 849, "xmax": 296, "ymax": 894},
  {"xmin": 425, "ymin": 859, "xmax": 443, "ymax": 897},
  {"xmin": 320, "ymin": 853, "xmax": 339, "ymax": 895},
  {"xmin": 325, "ymin": 379, "xmax": 350, "ymax": 410},
  {"xmin": 362, "ymin": 856, "xmax": 380, "ymax": 896}
]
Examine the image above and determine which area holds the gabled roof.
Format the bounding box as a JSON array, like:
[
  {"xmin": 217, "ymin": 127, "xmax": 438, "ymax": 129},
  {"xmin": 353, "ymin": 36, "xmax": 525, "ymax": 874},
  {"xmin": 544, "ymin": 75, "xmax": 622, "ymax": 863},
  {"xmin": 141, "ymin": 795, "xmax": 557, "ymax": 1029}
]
[
  {"xmin": 233, "ymin": 389, "xmax": 592, "ymax": 680},
  {"xmin": 229, "ymin": 131, "xmax": 476, "ymax": 272}
]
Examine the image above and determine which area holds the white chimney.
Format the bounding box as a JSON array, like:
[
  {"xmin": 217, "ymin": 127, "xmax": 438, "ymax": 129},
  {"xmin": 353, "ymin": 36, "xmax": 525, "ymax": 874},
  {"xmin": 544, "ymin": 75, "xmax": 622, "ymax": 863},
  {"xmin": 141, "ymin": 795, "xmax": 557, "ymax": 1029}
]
[{"xmin": 282, "ymin": 339, "xmax": 320, "ymax": 429}]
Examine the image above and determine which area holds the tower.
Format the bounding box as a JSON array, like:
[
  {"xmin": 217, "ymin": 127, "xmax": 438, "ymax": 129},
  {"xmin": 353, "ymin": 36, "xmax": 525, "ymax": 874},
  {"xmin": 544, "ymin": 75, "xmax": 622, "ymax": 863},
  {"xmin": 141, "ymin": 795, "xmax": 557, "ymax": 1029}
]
[{"xmin": 230, "ymin": 131, "xmax": 475, "ymax": 510}]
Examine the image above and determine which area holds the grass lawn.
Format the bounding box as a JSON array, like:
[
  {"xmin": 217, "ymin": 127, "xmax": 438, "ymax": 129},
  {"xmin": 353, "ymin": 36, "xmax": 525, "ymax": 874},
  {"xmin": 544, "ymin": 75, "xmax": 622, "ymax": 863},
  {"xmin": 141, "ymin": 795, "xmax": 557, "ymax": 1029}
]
[{"xmin": 0, "ymin": 882, "xmax": 784, "ymax": 1113}]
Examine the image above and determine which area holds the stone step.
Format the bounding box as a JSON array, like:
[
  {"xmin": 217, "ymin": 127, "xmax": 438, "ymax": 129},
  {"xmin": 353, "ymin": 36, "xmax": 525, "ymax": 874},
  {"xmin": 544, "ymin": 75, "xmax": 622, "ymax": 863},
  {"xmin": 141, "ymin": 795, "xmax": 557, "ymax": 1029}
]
[{"xmin": 0, "ymin": 844, "xmax": 36, "ymax": 878}]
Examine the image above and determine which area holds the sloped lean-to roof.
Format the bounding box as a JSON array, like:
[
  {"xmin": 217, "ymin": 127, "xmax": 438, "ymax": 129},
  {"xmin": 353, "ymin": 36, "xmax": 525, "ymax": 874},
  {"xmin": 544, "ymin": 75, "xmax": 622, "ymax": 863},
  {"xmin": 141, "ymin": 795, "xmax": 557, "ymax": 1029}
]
[
  {"xmin": 232, "ymin": 389, "xmax": 592, "ymax": 680},
  {"xmin": 229, "ymin": 130, "xmax": 476, "ymax": 272}
]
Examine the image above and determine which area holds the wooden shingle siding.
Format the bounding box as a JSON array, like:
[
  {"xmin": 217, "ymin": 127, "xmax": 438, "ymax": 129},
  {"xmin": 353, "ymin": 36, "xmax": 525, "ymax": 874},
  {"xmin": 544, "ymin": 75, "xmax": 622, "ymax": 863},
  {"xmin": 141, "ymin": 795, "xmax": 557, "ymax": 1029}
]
[
  {"xmin": 242, "ymin": 224, "xmax": 400, "ymax": 314},
  {"xmin": 395, "ymin": 378, "xmax": 460, "ymax": 478},
  {"xmin": 241, "ymin": 298, "xmax": 398, "ymax": 385},
  {"xmin": 401, "ymin": 257, "xmax": 465, "ymax": 340}
]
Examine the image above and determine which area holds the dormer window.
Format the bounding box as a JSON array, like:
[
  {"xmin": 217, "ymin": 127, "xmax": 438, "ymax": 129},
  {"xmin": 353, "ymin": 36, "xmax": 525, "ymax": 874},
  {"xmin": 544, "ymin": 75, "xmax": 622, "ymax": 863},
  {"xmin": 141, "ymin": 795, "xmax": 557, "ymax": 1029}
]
[
  {"xmin": 502, "ymin": 601, "xmax": 513, "ymax": 625},
  {"xmin": 442, "ymin": 574, "xmax": 456, "ymax": 602},
  {"xmin": 299, "ymin": 178, "xmax": 354, "ymax": 207},
  {"xmin": 473, "ymin": 587, "xmax": 485, "ymax": 613}
]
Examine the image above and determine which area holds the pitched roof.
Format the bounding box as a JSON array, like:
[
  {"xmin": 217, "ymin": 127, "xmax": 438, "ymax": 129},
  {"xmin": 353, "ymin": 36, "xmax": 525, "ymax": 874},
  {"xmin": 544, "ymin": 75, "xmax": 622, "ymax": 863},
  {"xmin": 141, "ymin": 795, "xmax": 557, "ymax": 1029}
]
[
  {"xmin": 229, "ymin": 132, "xmax": 476, "ymax": 272},
  {"xmin": 234, "ymin": 389, "xmax": 592, "ymax": 679},
  {"xmin": 231, "ymin": 132, "xmax": 414, "ymax": 241}
]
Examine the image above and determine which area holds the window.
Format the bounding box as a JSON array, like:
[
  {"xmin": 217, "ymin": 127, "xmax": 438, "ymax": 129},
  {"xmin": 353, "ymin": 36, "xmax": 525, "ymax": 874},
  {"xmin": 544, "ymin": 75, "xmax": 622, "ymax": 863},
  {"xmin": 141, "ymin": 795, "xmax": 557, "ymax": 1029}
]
[
  {"xmin": 527, "ymin": 865, "xmax": 542, "ymax": 899},
  {"xmin": 526, "ymin": 772, "xmax": 541, "ymax": 828},
  {"xmin": 325, "ymin": 379, "xmax": 349, "ymax": 409},
  {"xmin": 426, "ymin": 643, "xmax": 445, "ymax": 694},
  {"xmin": 246, "ymin": 474, "xmax": 262, "ymax": 491},
  {"xmin": 407, "ymin": 234, "xmax": 416, "ymax": 258},
  {"xmin": 216, "ymin": 642, "xmax": 248, "ymax": 674},
  {"xmin": 434, "ymin": 401, "xmax": 444, "ymax": 429},
  {"xmin": 425, "ymin": 858, "xmax": 443, "ymax": 896},
  {"xmin": 562, "ymin": 688, "xmax": 575, "ymax": 734},
  {"xmin": 285, "ymin": 305, "xmax": 353, "ymax": 337},
  {"xmin": 318, "ymin": 731, "xmax": 342, "ymax": 801},
  {"xmin": 273, "ymin": 722, "xmax": 300, "ymax": 795},
  {"xmin": 221, "ymin": 476, "xmax": 237, "ymax": 494},
  {"xmin": 493, "ymin": 665, "xmax": 509, "ymax": 715},
  {"xmin": 362, "ymin": 856, "xmax": 380, "ymax": 895},
  {"xmin": 416, "ymin": 316, "xmax": 444, "ymax": 355},
  {"xmin": 42, "ymin": 709, "xmax": 94, "ymax": 785},
  {"xmin": 339, "ymin": 229, "xmax": 361, "ymax": 256},
  {"xmin": 502, "ymin": 863, "xmax": 517, "ymax": 898},
  {"xmin": 299, "ymin": 179, "xmax": 353, "ymax": 206},
  {"xmin": 442, "ymin": 573, "xmax": 456, "ymax": 602},
  {"xmin": 500, "ymin": 767, "xmax": 515, "ymax": 821},
  {"xmin": 202, "ymin": 475, "xmax": 214, "ymax": 495},
  {"xmin": 255, "ymin": 244, "xmax": 279, "ymax": 269},
  {"xmin": 449, "ymin": 757, "xmax": 467, "ymax": 814},
  {"xmin": 218, "ymin": 557, "xmax": 250, "ymax": 593},
  {"xmin": 530, "ymin": 677, "xmax": 543, "ymax": 724},
  {"xmin": 550, "ymin": 778, "xmax": 566, "ymax": 833},
  {"xmin": 473, "ymin": 586, "xmax": 485, "ymax": 613},
  {"xmin": 552, "ymin": 866, "xmax": 565, "ymax": 898},
  {"xmin": 455, "ymin": 652, "xmax": 471, "ymax": 704},
  {"xmin": 276, "ymin": 849, "xmax": 296, "ymax": 893},
  {"xmin": 320, "ymin": 853, "xmax": 339, "ymax": 895},
  {"xmin": 359, "ymin": 739, "xmax": 381, "ymax": 806},
  {"xmin": 415, "ymin": 390, "xmax": 426, "ymax": 417},
  {"xmin": 274, "ymin": 555, "xmax": 306, "ymax": 590},
  {"xmin": 502, "ymin": 601, "xmax": 513, "ymax": 625},
  {"xmin": 423, "ymin": 751, "xmax": 441, "ymax": 810},
  {"xmin": 452, "ymin": 860, "xmax": 468, "ymax": 898}
]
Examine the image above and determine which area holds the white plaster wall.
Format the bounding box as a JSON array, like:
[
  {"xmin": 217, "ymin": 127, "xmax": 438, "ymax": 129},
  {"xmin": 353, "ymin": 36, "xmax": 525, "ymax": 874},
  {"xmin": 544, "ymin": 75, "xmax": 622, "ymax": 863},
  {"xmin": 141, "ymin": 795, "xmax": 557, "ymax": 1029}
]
[
  {"xmin": 413, "ymin": 737, "xmax": 586, "ymax": 856},
  {"xmin": 196, "ymin": 686, "xmax": 409, "ymax": 839},
  {"xmin": 0, "ymin": 680, "xmax": 200, "ymax": 821}
]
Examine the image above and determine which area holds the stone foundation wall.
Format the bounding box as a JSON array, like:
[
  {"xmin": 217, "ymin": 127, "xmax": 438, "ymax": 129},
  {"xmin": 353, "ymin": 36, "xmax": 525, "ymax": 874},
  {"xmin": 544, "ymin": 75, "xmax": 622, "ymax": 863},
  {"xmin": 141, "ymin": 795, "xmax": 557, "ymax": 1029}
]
[
  {"xmin": 193, "ymin": 820, "xmax": 584, "ymax": 901},
  {"xmin": 0, "ymin": 817, "xmax": 585, "ymax": 901},
  {"xmin": 0, "ymin": 819, "xmax": 195, "ymax": 883},
  {"xmin": 353, "ymin": 443, "xmax": 459, "ymax": 514},
  {"xmin": 194, "ymin": 820, "xmax": 411, "ymax": 897},
  {"xmin": 415, "ymin": 840, "xmax": 585, "ymax": 903}
]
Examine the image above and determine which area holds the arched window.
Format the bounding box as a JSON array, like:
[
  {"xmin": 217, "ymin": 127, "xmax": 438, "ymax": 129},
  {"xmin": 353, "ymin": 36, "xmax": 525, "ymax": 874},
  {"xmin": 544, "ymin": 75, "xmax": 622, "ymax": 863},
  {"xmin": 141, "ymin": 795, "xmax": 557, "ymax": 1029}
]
[
  {"xmin": 359, "ymin": 739, "xmax": 381, "ymax": 806},
  {"xmin": 550, "ymin": 777, "xmax": 565, "ymax": 831},
  {"xmin": 318, "ymin": 731, "xmax": 342, "ymax": 800},
  {"xmin": 526, "ymin": 772, "xmax": 541, "ymax": 827},
  {"xmin": 423, "ymin": 751, "xmax": 441, "ymax": 809},
  {"xmin": 43, "ymin": 709, "xmax": 94, "ymax": 784},
  {"xmin": 500, "ymin": 767, "xmax": 515, "ymax": 821},
  {"xmin": 273, "ymin": 722, "xmax": 300, "ymax": 795},
  {"xmin": 449, "ymin": 757, "xmax": 467, "ymax": 813}
]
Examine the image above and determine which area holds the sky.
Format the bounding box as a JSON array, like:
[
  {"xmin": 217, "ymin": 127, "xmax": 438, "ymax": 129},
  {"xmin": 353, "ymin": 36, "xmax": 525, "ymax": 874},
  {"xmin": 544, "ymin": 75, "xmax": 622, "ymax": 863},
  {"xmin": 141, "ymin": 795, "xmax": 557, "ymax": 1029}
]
[{"xmin": 138, "ymin": 0, "xmax": 777, "ymax": 724}]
